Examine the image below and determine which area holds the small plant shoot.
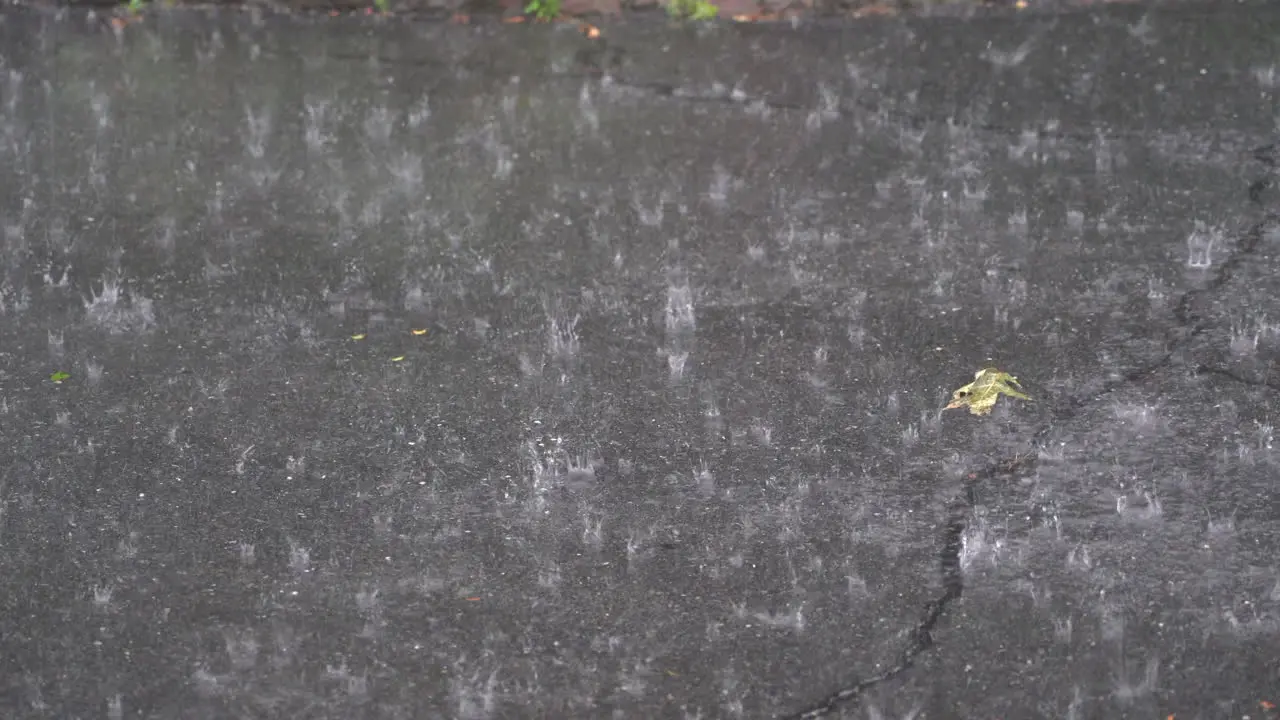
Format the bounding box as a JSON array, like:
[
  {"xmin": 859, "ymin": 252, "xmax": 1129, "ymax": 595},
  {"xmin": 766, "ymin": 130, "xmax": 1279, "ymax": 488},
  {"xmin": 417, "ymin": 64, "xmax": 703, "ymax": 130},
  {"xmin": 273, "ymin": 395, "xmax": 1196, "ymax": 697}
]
[
  {"xmin": 524, "ymin": 0, "xmax": 561, "ymax": 20},
  {"xmin": 667, "ymin": 0, "xmax": 719, "ymax": 20}
]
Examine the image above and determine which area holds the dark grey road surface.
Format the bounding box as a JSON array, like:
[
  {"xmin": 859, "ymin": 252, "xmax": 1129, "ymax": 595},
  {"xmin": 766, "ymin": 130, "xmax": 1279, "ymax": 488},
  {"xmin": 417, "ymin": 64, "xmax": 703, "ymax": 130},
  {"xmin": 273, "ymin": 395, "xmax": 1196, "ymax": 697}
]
[{"xmin": 2, "ymin": 4, "xmax": 1279, "ymax": 718}]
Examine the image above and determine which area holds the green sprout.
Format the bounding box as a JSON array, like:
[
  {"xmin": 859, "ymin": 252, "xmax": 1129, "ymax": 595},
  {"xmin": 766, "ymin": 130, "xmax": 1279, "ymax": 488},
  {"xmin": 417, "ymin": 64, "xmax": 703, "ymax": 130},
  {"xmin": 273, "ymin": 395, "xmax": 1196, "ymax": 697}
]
[
  {"xmin": 126, "ymin": 0, "xmax": 145, "ymax": 14},
  {"xmin": 524, "ymin": 0, "xmax": 561, "ymax": 20},
  {"xmin": 374, "ymin": 0, "xmax": 390, "ymax": 12},
  {"xmin": 50, "ymin": 370, "xmax": 70, "ymax": 383},
  {"xmin": 668, "ymin": 0, "xmax": 718, "ymax": 20}
]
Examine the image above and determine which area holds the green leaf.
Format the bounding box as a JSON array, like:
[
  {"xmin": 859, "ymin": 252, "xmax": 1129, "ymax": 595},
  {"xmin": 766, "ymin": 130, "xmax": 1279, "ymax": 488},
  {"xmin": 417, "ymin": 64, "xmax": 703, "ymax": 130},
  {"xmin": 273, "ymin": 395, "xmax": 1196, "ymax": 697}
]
[
  {"xmin": 691, "ymin": 0, "xmax": 718, "ymax": 20},
  {"xmin": 50, "ymin": 370, "xmax": 70, "ymax": 382},
  {"xmin": 524, "ymin": 0, "xmax": 560, "ymax": 20}
]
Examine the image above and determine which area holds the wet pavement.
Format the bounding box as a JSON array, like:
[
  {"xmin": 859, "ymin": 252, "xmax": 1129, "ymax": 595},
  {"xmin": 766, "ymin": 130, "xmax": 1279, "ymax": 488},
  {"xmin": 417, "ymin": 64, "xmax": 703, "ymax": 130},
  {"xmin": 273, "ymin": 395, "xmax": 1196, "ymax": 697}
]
[{"xmin": 2, "ymin": 3, "xmax": 1280, "ymax": 719}]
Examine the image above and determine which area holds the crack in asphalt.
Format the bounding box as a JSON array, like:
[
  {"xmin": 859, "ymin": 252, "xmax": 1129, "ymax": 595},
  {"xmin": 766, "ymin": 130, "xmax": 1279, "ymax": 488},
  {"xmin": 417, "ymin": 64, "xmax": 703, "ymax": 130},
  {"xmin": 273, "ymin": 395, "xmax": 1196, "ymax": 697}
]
[
  {"xmin": 779, "ymin": 152, "xmax": 1279, "ymax": 718},
  {"xmin": 569, "ymin": 41, "xmax": 1239, "ymax": 145},
  {"xmin": 1194, "ymin": 363, "xmax": 1280, "ymax": 394}
]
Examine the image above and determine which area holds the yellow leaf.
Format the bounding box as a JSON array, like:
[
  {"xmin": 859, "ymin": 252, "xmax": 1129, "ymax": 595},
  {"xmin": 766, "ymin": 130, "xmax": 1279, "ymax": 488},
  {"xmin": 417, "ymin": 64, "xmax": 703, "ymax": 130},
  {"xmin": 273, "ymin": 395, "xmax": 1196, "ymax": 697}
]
[
  {"xmin": 411, "ymin": 328, "xmax": 428, "ymax": 336},
  {"xmin": 945, "ymin": 367, "xmax": 1031, "ymax": 416},
  {"xmin": 391, "ymin": 356, "xmax": 405, "ymax": 362},
  {"xmin": 351, "ymin": 333, "xmax": 366, "ymax": 340}
]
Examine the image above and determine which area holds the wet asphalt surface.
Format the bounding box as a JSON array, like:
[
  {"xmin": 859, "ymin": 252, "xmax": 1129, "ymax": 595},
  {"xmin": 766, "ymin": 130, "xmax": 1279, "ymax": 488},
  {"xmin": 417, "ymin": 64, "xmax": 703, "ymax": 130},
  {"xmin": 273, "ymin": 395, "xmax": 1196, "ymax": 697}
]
[{"xmin": 2, "ymin": 3, "xmax": 1280, "ymax": 718}]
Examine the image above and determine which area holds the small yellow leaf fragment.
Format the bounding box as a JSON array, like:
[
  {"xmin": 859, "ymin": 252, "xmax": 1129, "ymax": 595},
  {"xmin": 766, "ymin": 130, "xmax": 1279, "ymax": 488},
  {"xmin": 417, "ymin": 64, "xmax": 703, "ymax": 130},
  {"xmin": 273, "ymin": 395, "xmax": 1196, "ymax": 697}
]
[
  {"xmin": 391, "ymin": 355, "xmax": 406, "ymax": 362},
  {"xmin": 411, "ymin": 328, "xmax": 428, "ymax": 336},
  {"xmin": 351, "ymin": 333, "xmax": 366, "ymax": 340},
  {"xmin": 945, "ymin": 367, "xmax": 1032, "ymax": 416}
]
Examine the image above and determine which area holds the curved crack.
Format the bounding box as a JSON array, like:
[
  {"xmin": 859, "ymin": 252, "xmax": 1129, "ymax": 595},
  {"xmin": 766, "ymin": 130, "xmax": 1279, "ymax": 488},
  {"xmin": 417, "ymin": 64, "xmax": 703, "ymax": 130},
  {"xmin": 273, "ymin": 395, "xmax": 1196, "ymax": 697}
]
[
  {"xmin": 780, "ymin": 476, "xmax": 971, "ymax": 720},
  {"xmin": 1194, "ymin": 363, "xmax": 1280, "ymax": 393},
  {"xmin": 569, "ymin": 41, "xmax": 1248, "ymax": 146}
]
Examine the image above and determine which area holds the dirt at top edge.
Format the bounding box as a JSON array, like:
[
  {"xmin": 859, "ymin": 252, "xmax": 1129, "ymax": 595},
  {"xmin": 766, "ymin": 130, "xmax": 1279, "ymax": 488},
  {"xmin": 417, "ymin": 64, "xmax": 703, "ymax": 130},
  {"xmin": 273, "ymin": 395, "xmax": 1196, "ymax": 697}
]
[{"xmin": 19, "ymin": 0, "xmax": 1210, "ymax": 25}]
